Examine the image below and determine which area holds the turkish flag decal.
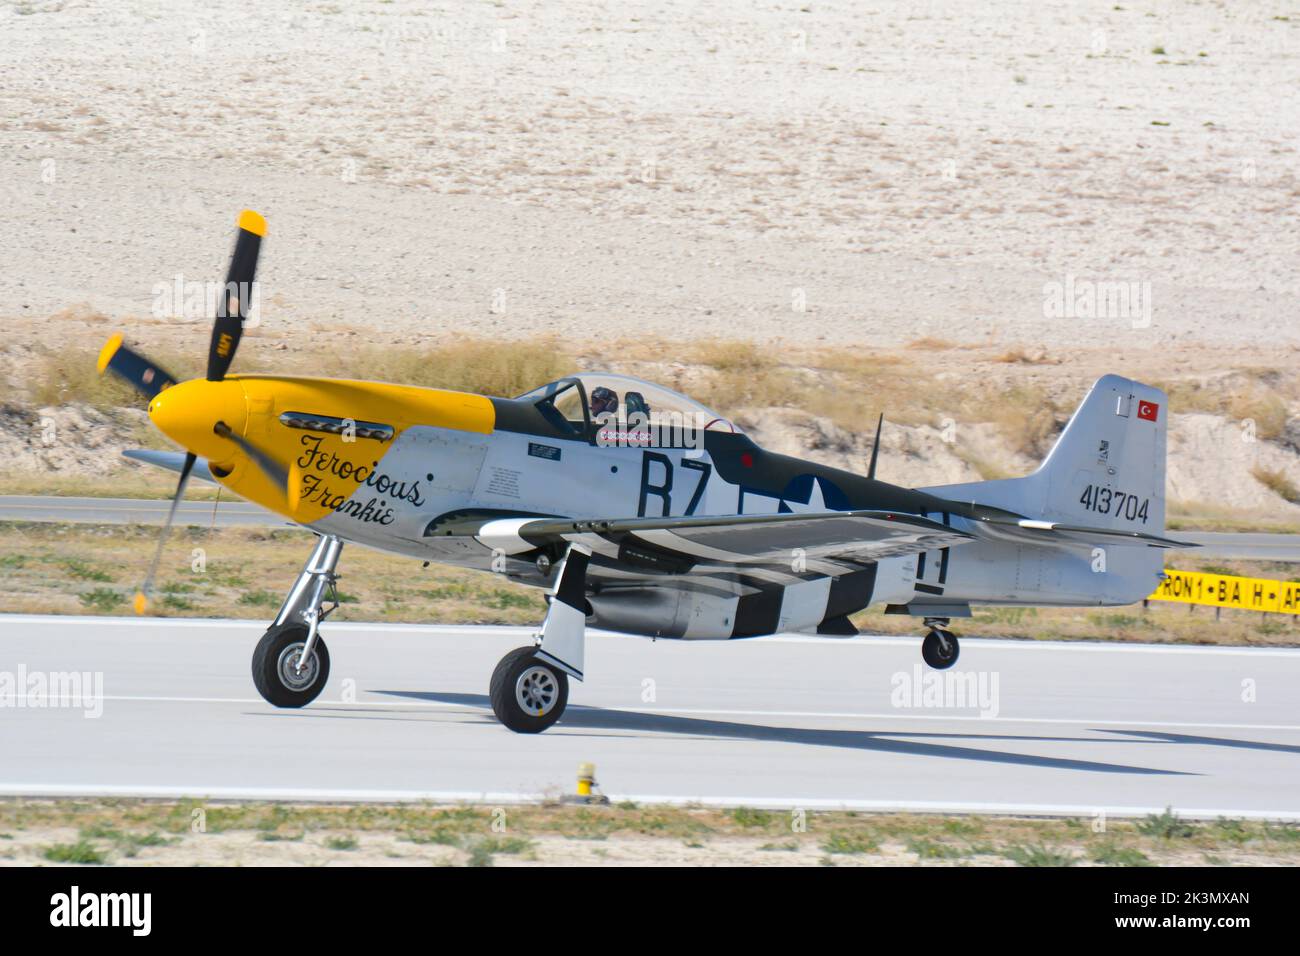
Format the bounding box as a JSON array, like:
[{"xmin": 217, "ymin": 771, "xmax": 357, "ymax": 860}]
[{"xmin": 1137, "ymin": 400, "xmax": 1159, "ymax": 422}]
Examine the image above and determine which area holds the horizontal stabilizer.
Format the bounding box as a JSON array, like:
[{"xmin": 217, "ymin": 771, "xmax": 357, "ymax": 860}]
[{"xmin": 976, "ymin": 515, "xmax": 1197, "ymax": 550}]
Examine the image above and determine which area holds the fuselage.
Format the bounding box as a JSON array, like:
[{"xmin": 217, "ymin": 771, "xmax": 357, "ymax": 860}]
[{"xmin": 145, "ymin": 372, "xmax": 1157, "ymax": 639}]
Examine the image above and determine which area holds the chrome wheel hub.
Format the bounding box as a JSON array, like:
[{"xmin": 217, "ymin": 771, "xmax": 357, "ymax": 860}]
[
  {"xmin": 515, "ymin": 664, "xmax": 558, "ymax": 716},
  {"xmin": 277, "ymin": 642, "xmax": 318, "ymax": 691}
]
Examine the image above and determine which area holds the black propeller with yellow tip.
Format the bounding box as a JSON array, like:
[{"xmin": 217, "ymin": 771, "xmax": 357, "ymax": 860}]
[
  {"xmin": 96, "ymin": 209, "xmax": 290, "ymax": 613},
  {"xmin": 132, "ymin": 450, "xmax": 197, "ymax": 614},
  {"xmin": 96, "ymin": 335, "xmax": 178, "ymax": 399},
  {"xmin": 207, "ymin": 208, "xmax": 265, "ymax": 382}
]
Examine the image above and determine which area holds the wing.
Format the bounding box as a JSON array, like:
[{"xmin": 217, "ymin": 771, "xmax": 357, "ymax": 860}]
[
  {"xmin": 467, "ymin": 510, "xmax": 971, "ymax": 639},
  {"xmin": 474, "ymin": 509, "xmax": 973, "ymax": 565}
]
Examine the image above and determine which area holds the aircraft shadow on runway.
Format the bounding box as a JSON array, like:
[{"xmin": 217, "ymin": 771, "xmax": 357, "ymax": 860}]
[
  {"xmin": 1104, "ymin": 728, "xmax": 1300, "ymax": 756},
  {"xmin": 372, "ymin": 691, "xmax": 1195, "ymax": 777}
]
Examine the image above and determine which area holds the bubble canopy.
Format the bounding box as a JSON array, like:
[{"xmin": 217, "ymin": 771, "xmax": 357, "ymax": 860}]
[{"xmin": 516, "ymin": 372, "xmax": 742, "ymax": 436}]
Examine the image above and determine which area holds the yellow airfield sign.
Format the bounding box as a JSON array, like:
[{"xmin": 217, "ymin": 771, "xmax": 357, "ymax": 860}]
[{"xmin": 1150, "ymin": 569, "xmax": 1300, "ymax": 615}]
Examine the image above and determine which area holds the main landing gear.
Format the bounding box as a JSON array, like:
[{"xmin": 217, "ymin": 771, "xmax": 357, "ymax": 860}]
[
  {"xmin": 490, "ymin": 544, "xmax": 591, "ymax": 733},
  {"xmin": 921, "ymin": 616, "xmax": 960, "ymax": 670},
  {"xmin": 252, "ymin": 534, "xmax": 342, "ymax": 707}
]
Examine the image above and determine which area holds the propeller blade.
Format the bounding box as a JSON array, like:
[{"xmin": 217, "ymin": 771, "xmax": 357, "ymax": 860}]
[
  {"xmin": 207, "ymin": 209, "xmax": 266, "ymax": 382},
  {"xmin": 133, "ymin": 451, "xmax": 197, "ymax": 614},
  {"xmin": 213, "ymin": 420, "xmax": 290, "ymax": 493},
  {"xmin": 96, "ymin": 334, "xmax": 178, "ymax": 400}
]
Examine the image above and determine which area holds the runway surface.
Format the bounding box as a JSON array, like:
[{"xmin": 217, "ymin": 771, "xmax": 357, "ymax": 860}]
[
  {"xmin": 3, "ymin": 496, "xmax": 1296, "ymax": 560},
  {"xmin": 2, "ymin": 614, "xmax": 1299, "ymax": 819}
]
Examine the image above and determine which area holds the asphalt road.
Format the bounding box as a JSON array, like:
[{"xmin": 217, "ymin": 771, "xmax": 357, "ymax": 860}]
[
  {"xmin": 2, "ymin": 496, "xmax": 1297, "ymax": 560},
  {"xmin": 0, "ymin": 496, "xmax": 287, "ymax": 528},
  {"xmin": 2, "ymin": 614, "xmax": 1298, "ymax": 819},
  {"xmin": 1176, "ymin": 532, "xmax": 1300, "ymax": 562}
]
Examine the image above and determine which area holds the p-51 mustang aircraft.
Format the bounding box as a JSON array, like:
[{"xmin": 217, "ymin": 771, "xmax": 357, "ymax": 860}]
[{"xmin": 100, "ymin": 210, "xmax": 1194, "ymax": 732}]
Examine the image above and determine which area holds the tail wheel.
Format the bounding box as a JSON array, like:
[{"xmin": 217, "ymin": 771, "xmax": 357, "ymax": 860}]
[
  {"xmin": 922, "ymin": 628, "xmax": 960, "ymax": 670},
  {"xmin": 252, "ymin": 623, "xmax": 330, "ymax": 707},
  {"xmin": 489, "ymin": 646, "xmax": 569, "ymax": 733}
]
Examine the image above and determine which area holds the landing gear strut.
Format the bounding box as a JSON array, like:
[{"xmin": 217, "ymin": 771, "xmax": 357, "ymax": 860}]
[
  {"xmin": 490, "ymin": 543, "xmax": 590, "ymax": 733},
  {"xmin": 921, "ymin": 616, "xmax": 960, "ymax": 670},
  {"xmin": 252, "ymin": 534, "xmax": 342, "ymax": 707}
]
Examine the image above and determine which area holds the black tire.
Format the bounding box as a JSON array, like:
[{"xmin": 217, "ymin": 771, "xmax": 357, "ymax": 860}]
[
  {"xmin": 921, "ymin": 628, "xmax": 960, "ymax": 670},
  {"xmin": 252, "ymin": 623, "xmax": 330, "ymax": 707},
  {"xmin": 489, "ymin": 646, "xmax": 568, "ymax": 733}
]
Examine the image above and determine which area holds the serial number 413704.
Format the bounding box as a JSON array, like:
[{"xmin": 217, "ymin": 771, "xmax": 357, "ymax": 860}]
[{"xmin": 1079, "ymin": 484, "xmax": 1150, "ymax": 524}]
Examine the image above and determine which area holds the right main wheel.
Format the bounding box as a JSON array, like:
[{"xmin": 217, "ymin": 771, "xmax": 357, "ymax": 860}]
[{"xmin": 489, "ymin": 646, "xmax": 569, "ymax": 733}]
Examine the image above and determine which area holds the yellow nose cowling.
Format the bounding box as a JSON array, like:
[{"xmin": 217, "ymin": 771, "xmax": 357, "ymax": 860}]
[{"xmin": 148, "ymin": 378, "xmax": 249, "ymax": 464}]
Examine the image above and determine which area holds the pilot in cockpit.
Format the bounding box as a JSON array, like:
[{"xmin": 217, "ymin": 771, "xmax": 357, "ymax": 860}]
[{"xmin": 590, "ymin": 386, "xmax": 619, "ymax": 420}]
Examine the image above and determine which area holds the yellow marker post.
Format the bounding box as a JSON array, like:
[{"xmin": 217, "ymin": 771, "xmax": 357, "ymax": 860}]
[{"xmin": 577, "ymin": 762, "xmax": 595, "ymax": 798}]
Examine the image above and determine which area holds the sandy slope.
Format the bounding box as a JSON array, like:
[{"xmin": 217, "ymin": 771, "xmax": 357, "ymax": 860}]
[{"xmin": 2, "ymin": 1, "xmax": 1299, "ymax": 348}]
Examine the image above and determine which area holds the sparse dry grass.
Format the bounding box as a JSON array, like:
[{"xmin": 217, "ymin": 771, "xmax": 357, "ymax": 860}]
[
  {"xmin": 975, "ymin": 385, "xmax": 1064, "ymax": 459},
  {"xmin": 993, "ymin": 347, "xmax": 1057, "ymax": 365},
  {"xmin": 26, "ymin": 333, "xmax": 208, "ymax": 409},
  {"xmin": 1, "ymin": 798, "xmax": 1296, "ymax": 867},
  {"xmin": 29, "ymin": 347, "xmax": 153, "ymax": 409},
  {"xmin": 950, "ymin": 448, "xmax": 1016, "ymax": 481},
  {"xmin": 855, "ymin": 600, "xmax": 1298, "ymax": 648},
  {"xmin": 1167, "ymin": 501, "xmax": 1300, "ymax": 534},
  {"xmin": 684, "ymin": 341, "xmax": 1064, "ymax": 456},
  {"xmin": 323, "ymin": 338, "xmax": 571, "ymax": 399},
  {"xmin": 904, "ymin": 337, "xmax": 957, "ymax": 351},
  {"xmin": 12, "ymin": 337, "xmax": 1293, "ymax": 492},
  {"xmin": 0, "ymin": 522, "xmax": 545, "ymax": 624},
  {"xmin": 23, "ymin": 338, "xmax": 571, "ymax": 409},
  {"xmin": 1252, "ymin": 466, "xmax": 1300, "ymax": 504},
  {"xmin": 1162, "ymin": 369, "xmax": 1295, "ymax": 441}
]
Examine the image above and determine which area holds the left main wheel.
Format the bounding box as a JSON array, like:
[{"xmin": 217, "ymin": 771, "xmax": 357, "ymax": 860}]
[
  {"xmin": 489, "ymin": 646, "xmax": 569, "ymax": 733},
  {"xmin": 252, "ymin": 623, "xmax": 330, "ymax": 708}
]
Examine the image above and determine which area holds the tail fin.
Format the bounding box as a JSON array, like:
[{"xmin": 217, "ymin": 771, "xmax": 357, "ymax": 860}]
[
  {"xmin": 928, "ymin": 374, "xmax": 1168, "ymax": 532},
  {"xmin": 1032, "ymin": 374, "xmax": 1167, "ymax": 530}
]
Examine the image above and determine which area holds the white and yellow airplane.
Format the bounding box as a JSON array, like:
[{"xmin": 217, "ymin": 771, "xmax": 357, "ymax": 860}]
[{"xmin": 100, "ymin": 211, "xmax": 1194, "ymax": 732}]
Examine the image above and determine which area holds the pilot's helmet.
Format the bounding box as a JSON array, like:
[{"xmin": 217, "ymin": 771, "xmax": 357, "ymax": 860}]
[{"xmin": 590, "ymin": 386, "xmax": 618, "ymax": 418}]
